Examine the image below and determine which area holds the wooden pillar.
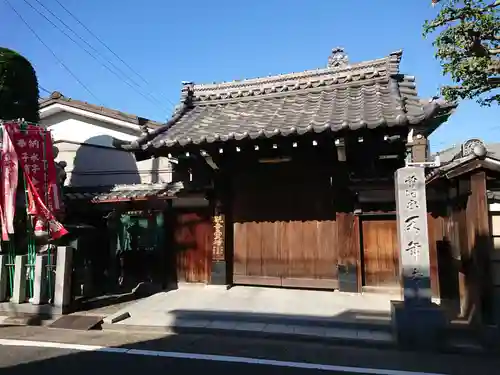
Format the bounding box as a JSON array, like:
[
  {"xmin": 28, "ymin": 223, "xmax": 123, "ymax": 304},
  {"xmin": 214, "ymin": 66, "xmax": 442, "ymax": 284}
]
[
  {"xmin": 337, "ymin": 213, "xmax": 361, "ymax": 293},
  {"xmin": 210, "ymin": 200, "xmax": 227, "ymax": 285},
  {"xmin": 463, "ymin": 171, "xmax": 492, "ymax": 324},
  {"xmin": 407, "ymin": 134, "xmax": 429, "ymax": 163}
]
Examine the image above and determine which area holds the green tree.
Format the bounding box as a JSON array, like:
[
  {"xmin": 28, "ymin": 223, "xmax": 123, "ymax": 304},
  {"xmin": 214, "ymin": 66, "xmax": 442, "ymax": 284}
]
[
  {"xmin": 0, "ymin": 47, "xmax": 40, "ymax": 122},
  {"xmin": 424, "ymin": 0, "xmax": 500, "ymax": 106}
]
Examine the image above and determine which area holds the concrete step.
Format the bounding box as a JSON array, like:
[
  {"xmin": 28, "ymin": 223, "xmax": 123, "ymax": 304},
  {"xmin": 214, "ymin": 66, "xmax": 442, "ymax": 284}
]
[
  {"xmin": 101, "ymin": 319, "xmax": 395, "ymax": 349},
  {"xmin": 101, "ymin": 318, "xmax": 486, "ymax": 355},
  {"xmin": 106, "ymin": 309, "xmax": 393, "ymax": 332}
]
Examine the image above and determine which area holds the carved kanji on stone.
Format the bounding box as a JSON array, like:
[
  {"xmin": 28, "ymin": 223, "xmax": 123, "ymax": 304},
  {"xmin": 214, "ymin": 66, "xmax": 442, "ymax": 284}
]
[
  {"xmin": 404, "ymin": 215, "xmax": 420, "ymax": 234},
  {"xmin": 405, "ymin": 240, "xmax": 422, "ymax": 260}
]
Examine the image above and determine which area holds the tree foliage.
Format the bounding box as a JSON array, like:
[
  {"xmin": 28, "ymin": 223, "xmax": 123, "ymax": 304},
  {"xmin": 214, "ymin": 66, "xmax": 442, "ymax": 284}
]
[
  {"xmin": 0, "ymin": 47, "xmax": 40, "ymax": 122},
  {"xmin": 424, "ymin": 0, "xmax": 500, "ymax": 106}
]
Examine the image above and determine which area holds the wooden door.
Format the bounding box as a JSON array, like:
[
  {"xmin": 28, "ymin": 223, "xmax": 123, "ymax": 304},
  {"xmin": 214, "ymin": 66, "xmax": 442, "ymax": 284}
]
[
  {"xmin": 174, "ymin": 211, "xmax": 212, "ymax": 283},
  {"xmin": 232, "ymin": 162, "xmax": 338, "ymax": 289},
  {"xmin": 361, "ymin": 217, "xmax": 399, "ymax": 288}
]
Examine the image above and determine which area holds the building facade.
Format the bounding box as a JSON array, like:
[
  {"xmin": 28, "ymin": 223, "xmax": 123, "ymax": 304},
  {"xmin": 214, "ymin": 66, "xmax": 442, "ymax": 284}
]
[{"xmin": 114, "ymin": 48, "xmax": 456, "ymax": 295}]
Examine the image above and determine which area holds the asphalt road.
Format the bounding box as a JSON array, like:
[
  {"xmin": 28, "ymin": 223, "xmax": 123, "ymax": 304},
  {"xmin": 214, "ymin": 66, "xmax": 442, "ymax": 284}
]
[
  {"xmin": 0, "ymin": 346, "xmax": 364, "ymax": 375},
  {"xmin": 0, "ymin": 326, "xmax": 499, "ymax": 375}
]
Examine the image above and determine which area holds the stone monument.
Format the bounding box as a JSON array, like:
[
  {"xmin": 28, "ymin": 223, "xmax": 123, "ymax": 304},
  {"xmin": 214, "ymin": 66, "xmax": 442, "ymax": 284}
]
[{"xmin": 392, "ymin": 167, "xmax": 447, "ymax": 349}]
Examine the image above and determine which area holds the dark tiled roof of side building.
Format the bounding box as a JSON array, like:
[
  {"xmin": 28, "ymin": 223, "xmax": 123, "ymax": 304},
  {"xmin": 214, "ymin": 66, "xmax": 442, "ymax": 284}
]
[
  {"xmin": 39, "ymin": 91, "xmax": 163, "ymax": 129},
  {"xmin": 426, "ymin": 138, "xmax": 500, "ymax": 183},
  {"xmin": 124, "ymin": 48, "xmax": 456, "ymax": 150},
  {"xmin": 63, "ymin": 182, "xmax": 184, "ymax": 203},
  {"xmin": 434, "ymin": 141, "xmax": 500, "ymax": 163}
]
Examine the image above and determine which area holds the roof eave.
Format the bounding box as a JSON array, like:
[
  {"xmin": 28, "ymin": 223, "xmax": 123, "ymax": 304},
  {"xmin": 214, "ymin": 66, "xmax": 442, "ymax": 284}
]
[
  {"xmin": 419, "ymin": 101, "xmax": 458, "ymax": 137},
  {"xmin": 426, "ymin": 155, "xmax": 500, "ymax": 184},
  {"xmin": 112, "ymin": 90, "xmax": 194, "ymax": 157},
  {"xmin": 39, "ymin": 98, "xmax": 163, "ymax": 129}
]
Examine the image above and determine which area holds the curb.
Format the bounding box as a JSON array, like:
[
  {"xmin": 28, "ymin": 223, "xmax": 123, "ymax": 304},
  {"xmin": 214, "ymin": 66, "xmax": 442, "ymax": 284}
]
[
  {"xmin": 1, "ymin": 313, "xmax": 494, "ymax": 357},
  {"xmin": 103, "ymin": 310, "xmax": 394, "ymax": 332},
  {"xmin": 100, "ymin": 322, "xmax": 397, "ymax": 350},
  {"xmin": 100, "ymin": 322, "xmax": 497, "ymax": 357}
]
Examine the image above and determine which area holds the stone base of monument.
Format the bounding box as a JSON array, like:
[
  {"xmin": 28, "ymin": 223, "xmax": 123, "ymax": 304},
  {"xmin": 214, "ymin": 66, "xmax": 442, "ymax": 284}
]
[{"xmin": 391, "ymin": 300, "xmax": 448, "ymax": 350}]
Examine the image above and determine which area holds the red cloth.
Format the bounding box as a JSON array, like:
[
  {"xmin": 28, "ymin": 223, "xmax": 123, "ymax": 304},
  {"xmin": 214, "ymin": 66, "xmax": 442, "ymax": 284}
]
[
  {"xmin": 25, "ymin": 174, "xmax": 68, "ymax": 240},
  {"xmin": 0, "ymin": 122, "xmax": 19, "ymax": 240},
  {"xmin": 6, "ymin": 123, "xmax": 67, "ymax": 240}
]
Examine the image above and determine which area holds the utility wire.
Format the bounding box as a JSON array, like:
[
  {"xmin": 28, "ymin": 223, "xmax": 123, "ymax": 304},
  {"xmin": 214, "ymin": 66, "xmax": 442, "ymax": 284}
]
[
  {"xmin": 3, "ymin": 0, "xmax": 102, "ymax": 104},
  {"xmin": 32, "ymin": 0, "xmax": 168, "ymax": 110},
  {"xmin": 22, "ymin": 0, "xmax": 168, "ymax": 113},
  {"xmin": 51, "ymin": 0, "xmax": 176, "ymax": 111},
  {"xmin": 39, "ymin": 85, "xmax": 52, "ymax": 95}
]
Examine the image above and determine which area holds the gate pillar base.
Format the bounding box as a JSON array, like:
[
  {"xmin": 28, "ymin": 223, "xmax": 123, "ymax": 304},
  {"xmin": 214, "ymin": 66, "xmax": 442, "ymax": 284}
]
[
  {"xmin": 30, "ymin": 254, "xmax": 48, "ymax": 305},
  {"xmin": 11, "ymin": 255, "xmax": 27, "ymax": 304},
  {"xmin": 54, "ymin": 246, "xmax": 74, "ymax": 312},
  {"xmin": 338, "ymin": 263, "xmax": 359, "ymax": 293},
  {"xmin": 210, "ymin": 261, "xmax": 227, "ymax": 285},
  {"xmin": 391, "ymin": 300, "xmax": 447, "ymax": 350}
]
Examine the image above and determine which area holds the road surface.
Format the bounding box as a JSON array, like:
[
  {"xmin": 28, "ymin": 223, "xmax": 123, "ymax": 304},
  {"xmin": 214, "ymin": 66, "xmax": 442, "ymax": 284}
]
[{"xmin": 0, "ymin": 326, "xmax": 498, "ymax": 375}]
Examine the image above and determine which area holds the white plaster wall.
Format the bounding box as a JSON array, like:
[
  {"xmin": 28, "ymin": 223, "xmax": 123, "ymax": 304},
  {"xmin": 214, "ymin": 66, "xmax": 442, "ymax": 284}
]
[
  {"xmin": 39, "ymin": 111, "xmax": 139, "ymax": 146},
  {"xmin": 55, "ymin": 141, "xmax": 172, "ymax": 187},
  {"xmin": 40, "ymin": 109, "xmax": 173, "ymax": 187}
]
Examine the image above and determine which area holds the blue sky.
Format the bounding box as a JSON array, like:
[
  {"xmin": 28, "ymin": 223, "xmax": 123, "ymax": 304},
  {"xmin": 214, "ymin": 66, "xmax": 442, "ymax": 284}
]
[{"xmin": 1, "ymin": 0, "xmax": 498, "ymax": 152}]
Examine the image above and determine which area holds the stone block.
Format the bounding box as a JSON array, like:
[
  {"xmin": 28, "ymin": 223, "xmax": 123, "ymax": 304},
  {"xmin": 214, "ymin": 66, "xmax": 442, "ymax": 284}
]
[
  {"xmin": 338, "ymin": 263, "xmax": 358, "ymax": 293},
  {"xmin": 30, "ymin": 254, "xmax": 48, "ymax": 305},
  {"xmin": 10, "ymin": 255, "xmax": 27, "ymax": 304},
  {"xmin": 395, "ymin": 167, "xmax": 432, "ymax": 305},
  {"xmin": 210, "ymin": 261, "xmax": 227, "ymax": 285},
  {"xmin": 103, "ymin": 311, "xmax": 131, "ymax": 324},
  {"xmin": 54, "ymin": 246, "xmax": 74, "ymax": 311},
  {"xmin": 391, "ymin": 300, "xmax": 447, "ymax": 350}
]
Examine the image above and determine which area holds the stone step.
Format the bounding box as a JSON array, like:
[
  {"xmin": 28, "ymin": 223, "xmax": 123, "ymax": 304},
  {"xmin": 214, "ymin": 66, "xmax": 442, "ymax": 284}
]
[
  {"xmin": 102, "ymin": 318, "xmax": 485, "ymax": 354},
  {"xmin": 160, "ymin": 310, "xmax": 393, "ymax": 331},
  {"xmin": 102, "ymin": 319, "xmax": 395, "ymax": 349}
]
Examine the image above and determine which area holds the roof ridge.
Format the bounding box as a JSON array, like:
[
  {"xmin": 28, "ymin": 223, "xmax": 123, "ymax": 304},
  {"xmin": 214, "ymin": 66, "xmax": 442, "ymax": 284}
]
[
  {"xmin": 189, "ymin": 50, "xmax": 403, "ymax": 102},
  {"xmin": 39, "ymin": 91, "xmax": 163, "ymax": 127}
]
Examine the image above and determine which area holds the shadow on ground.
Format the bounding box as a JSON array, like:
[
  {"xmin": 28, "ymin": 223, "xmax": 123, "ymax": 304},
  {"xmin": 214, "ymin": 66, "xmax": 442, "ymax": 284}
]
[
  {"xmin": 1, "ymin": 309, "xmax": 500, "ymax": 375},
  {"xmin": 168, "ymin": 308, "xmax": 393, "ymax": 330}
]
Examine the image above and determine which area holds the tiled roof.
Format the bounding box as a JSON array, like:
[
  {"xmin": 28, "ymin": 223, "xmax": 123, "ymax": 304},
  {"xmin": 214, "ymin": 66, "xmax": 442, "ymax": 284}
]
[
  {"xmin": 63, "ymin": 182, "xmax": 184, "ymax": 203},
  {"xmin": 434, "ymin": 140, "xmax": 500, "ymax": 164},
  {"xmin": 426, "ymin": 139, "xmax": 500, "ymax": 182},
  {"xmin": 40, "ymin": 91, "xmax": 162, "ymax": 129},
  {"xmin": 128, "ymin": 48, "xmax": 456, "ymax": 150}
]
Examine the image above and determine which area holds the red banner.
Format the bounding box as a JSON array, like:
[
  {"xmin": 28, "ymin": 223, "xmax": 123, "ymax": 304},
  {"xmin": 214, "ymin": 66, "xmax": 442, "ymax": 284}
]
[
  {"xmin": 25, "ymin": 174, "xmax": 68, "ymax": 240},
  {"xmin": 9, "ymin": 124, "xmax": 61, "ymax": 213},
  {"xmin": 4, "ymin": 123, "xmax": 67, "ymax": 240},
  {"xmin": 0, "ymin": 122, "xmax": 19, "ymax": 241}
]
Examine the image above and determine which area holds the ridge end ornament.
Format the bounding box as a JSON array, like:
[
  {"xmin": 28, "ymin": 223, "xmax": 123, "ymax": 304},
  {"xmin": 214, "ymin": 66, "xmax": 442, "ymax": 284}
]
[{"xmin": 328, "ymin": 47, "xmax": 349, "ymax": 69}]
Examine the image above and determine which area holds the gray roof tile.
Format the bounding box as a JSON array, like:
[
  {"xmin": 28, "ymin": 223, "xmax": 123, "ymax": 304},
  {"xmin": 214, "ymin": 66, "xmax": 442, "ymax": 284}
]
[
  {"xmin": 40, "ymin": 91, "xmax": 162, "ymax": 129},
  {"xmin": 63, "ymin": 182, "xmax": 184, "ymax": 203},
  {"xmin": 435, "ymin": 141, "xmax": 500, "ymax": 163},
  {"xmin": 127, "ymin": 49, "xmax": 456, "ymax": 150}
]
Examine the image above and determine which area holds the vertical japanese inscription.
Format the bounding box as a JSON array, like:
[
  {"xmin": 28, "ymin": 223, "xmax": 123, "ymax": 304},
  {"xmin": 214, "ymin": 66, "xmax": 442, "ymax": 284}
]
[
  {"xmin": 212, "ymin": 215, "xmax": 225, "ymax": 261},
  {"xmin": 402, "ymin": 174, "xmax": 422, "ymax": 261},
  {"xmin": 395, "ymin": 167, "xmax": 431, "ymax": 301}
]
